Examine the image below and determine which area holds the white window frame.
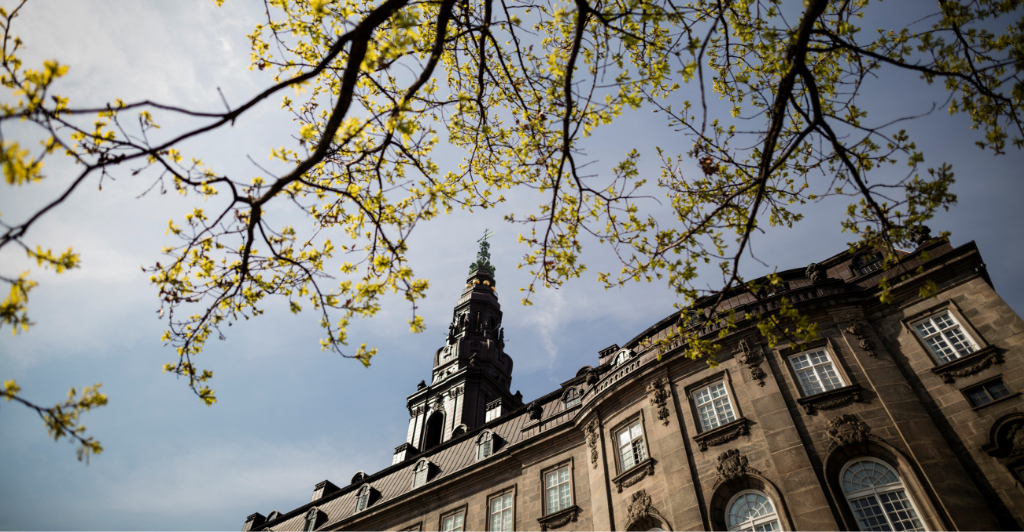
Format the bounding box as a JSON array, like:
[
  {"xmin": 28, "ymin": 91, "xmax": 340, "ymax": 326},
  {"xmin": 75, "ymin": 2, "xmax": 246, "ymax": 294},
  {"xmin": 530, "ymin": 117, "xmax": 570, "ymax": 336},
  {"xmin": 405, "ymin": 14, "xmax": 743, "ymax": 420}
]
[
  {"xmin": 412, "ymin": 459, "xmax": 430, "ymax": 488},
  {"xmin": 441, "ymin": 510, "xmax": 465, "ymax": 532},
  {"xmin": 725, "ymin": 490, "xmax": 780, "ymax": 531},
  {"xmin": 911, "ymin": 311, "xmax": 978, "ymax": 364},
  {"xmin": 354, "ymin": 485, "xmax": 370, "ymax": 513},
  {"xmin": 544, "ymin": 464, "xmax": 573, "ymax": 515},
  {"xmin": 841, "ymin": 459, "xmax": 925, "ymax": 532},
  {"xmin": 613, "ymin": 349, "xmax": 631, "ymax": 366},
  {"xmin": 477, "ymin": 431, "xmax": 493, "ymax": 460},
  {"xmin": 488, "ymin": 489, "xmax": 515, "ymax": 532},
  {"xmin": 788, "ymin": 347, "xmax": 846, "ymax": 397},
  {"xmin": 693, "ymin": 381, "xmax": 737, "ymax": 432},
  {"xmin": 615, "ymin": 419, "xmax": 648, "ymax": 472}
]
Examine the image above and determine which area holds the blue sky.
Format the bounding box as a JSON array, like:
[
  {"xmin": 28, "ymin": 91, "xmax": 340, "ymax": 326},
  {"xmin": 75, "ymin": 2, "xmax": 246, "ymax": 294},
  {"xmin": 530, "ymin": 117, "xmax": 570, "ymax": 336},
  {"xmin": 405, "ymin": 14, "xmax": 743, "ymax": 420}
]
[{"xmin": 1, "ymin": 0, "xmax": 1023, "ymax": 530}]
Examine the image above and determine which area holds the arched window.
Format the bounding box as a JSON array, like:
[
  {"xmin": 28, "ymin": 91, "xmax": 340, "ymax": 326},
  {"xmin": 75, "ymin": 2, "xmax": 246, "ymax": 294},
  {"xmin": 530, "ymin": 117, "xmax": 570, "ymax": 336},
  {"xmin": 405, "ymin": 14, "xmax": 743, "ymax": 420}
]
[
  {"xmin": 562, "ymin": 387, "xmax": 582, "ymax": 409},
  {"xmin": 477, "ymin": 431, "xmax": 493, "ymax": 460},
  {"xmin": 412, "ymin": 459, "xmax": 430, "ymax": 488},
  {"xmin": 304, "ymin": 508, "xmax": 321, "ymax": 532},
  {"xmin": 355, "ymin": 485, "xmax": 371, "ymax": 513},
  {"xmin": 613, "ymin": 349, "xmax": 632, "ymax": 366},
  {"xmin": 423, "ymin": 411, "xmax": 444, "ymax": 450},
  {"xmin": 841, "ymin": 459, "xmax": 925, "ymax": 531},
  {"xmin": 852, "ymin": 252, "xmax": 882, "ymax": 276},
  {"xmin": 726, "ymin": 490, "xmax": 779, "ymax": 531}
]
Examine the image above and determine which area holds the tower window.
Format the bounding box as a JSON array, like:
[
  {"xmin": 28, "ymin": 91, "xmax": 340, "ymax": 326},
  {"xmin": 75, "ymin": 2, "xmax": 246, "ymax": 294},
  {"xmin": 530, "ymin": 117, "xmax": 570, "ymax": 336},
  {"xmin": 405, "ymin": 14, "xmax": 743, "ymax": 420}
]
[
  {"xmin": 788, "ymin": 348, "xmax": 845, "ymax": 396},
  {"xmin": 964, "ymin": 378, "xmax": 1012, "ymax": 407},
  {"xmin": 912, "ymin": 311, "xmax": 978, "ymax": 364},
  {"xmin": 726, "ymin": 491, "xmax": 779, "ymax": 531},
  {"xmin": 693, "ymin": 381, "xmax": 737, "ymax": 431},
  {"xmin": 616, "ymin": 419, "xmax": 648, "ymax": 471},
  {"xmin": 488, "ymin": 490, "xmax": 515, "ymax": 531},
  {"xmin": 544, "ymin": 465, "xmax": 573, "ymax": 515},
  {"xmin": 842, "ymin": 459, "xmax": 925, "ymax": 531}
]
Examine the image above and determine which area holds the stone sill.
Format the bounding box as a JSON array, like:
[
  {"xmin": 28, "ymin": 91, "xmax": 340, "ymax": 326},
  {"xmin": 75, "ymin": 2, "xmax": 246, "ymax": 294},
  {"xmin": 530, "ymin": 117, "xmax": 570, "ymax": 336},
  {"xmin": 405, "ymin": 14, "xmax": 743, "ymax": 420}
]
[
  {"xmin": 796, "ymin": 384, "xmax": 863, "ymax": 415},
  {"xmin": 611, "ymin": 457, "xmax": 656, "ymax": 493},
  {"xmin": 692, "ymin": 417, "xmax": 749, "ymax": 452},
  {"xmin": 537, "ymin": 505, "xmax": 580, "ymax": 531},
  {"xmin": 930, "ymin": 345, "xmax": 1002, "ymax": 384},
  {"xmin": 971, "ymin": 392, "xmax": 1021, "ymax": 412}
]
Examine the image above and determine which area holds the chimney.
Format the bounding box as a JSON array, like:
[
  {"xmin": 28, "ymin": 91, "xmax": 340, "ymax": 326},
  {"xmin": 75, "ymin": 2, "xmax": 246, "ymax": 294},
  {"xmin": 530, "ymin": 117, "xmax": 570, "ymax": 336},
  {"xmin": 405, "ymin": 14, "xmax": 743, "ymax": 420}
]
[
  {"xmin": 242, "ymin": 513, "xmax": 266, "ymax": 532},
  {"xmin": 485, "ymin": 398, "xmax": 507, "ymax": 422},
  {"xmin": 392, "ymin": 442, "xmax": 418, "ymax": 465},
  {"xmin": 310, "ymin": 480, "xmax": 340, "ymax": 502}
]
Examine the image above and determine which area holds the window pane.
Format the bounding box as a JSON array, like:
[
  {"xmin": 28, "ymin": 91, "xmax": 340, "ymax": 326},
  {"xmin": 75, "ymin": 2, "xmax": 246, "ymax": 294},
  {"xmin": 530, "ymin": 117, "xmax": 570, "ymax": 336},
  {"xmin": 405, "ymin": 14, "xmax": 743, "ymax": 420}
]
[
  {"xmin": 843, "ymin": 461, "xmax": 900, "ymax": 492},
  {"xmin": 878, "ymin": 490, "xmax": 924, "ymax": 531},
  {"xmin": 796, "ymin": 367, "xmax": 822, "ymax": 395},
  {"xmin": 849, "ymin": 495, "xmax": 890, "ymax": 531},
  {"xmin": 986, "ymin": 380, "xmax": 1011, "ymax": 400},
  {"xmin": 816, "ymin": 362, "xmax": 843, "ymax": 391},
  {"xmin": 630, "ymin": 422, "xmax": 643, "ymax": 440},
  {"xmin": 966, "ymin": 387, "xmax": 992, "ymax": 407},
  {"xmin": 942, "ymin": 326, "xmax": 975, "ymax": 357},
  {"xmin": 620, "ymin": 445, "xmax": 635, "ymax": 470}
]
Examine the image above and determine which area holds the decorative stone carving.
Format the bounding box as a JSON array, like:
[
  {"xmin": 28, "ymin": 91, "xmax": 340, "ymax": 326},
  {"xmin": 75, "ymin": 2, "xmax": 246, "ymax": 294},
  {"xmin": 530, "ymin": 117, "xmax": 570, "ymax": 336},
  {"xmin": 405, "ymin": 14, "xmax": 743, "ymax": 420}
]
[
  {"xmin": 715, "ymin": 449, "xmax": 750, "ymax": 482},
  {"xmin": 613, "ymin": 458, "xmax": 656, "ymax": 492},
  {"xmin": 805, "ymin": 262, "xmax": 826, "ymax": 284},
  {"xmin": 694, "ymin": 419, "xmax": 749, "ymax": 452},
  {"xmin": 798, "ymin": 384, "xmax": 863, "ymax": 415},
  {"xmin": 736, "ymin": 339, "xmax": 767, "ymax": 387},
  {"xmin": 844, "ymin": 323, "xmax": 878, "ymax": 358},
  {"xmin": 832, "ymin": 310, "xmax": 863, "ymax": 323},
  {"xmin": 624, "ymin": 489, "xmax": 667, "ymax": 530},
  {"xmin": 981, "ymin": 415, "xmax": 1024, "ymax": 459},
  {"xmin": 451, "ymin": 424, "xmax": 467, "ymax": 438},
  {"xmin": 584, "ymin": 419, "xmax": 600, "ymax": 468},
  {"xmin": 826, "ymin": 414, "xmax": 870, "ymax": 449},
  {"xmin": 646, "ymin": 377, "xmax": 671, "ymax": 426},
  {"xmin": 537, "ymin": 506, "xmax": 579, "ymax": 531},
  {"xmin": 909, "ymin": 225, "xmax": 932, "ymax": 246},
  {"xmin": 932, "ymin": 346, "xmax": 1003, "ymax": 384},
  {"xmin": 1010, "ymin": 425, "xmax": 1024, "ymax": 457},
  {"xmin": 528, "ymin": 402, "xmax": 543, "ymax": 421}
]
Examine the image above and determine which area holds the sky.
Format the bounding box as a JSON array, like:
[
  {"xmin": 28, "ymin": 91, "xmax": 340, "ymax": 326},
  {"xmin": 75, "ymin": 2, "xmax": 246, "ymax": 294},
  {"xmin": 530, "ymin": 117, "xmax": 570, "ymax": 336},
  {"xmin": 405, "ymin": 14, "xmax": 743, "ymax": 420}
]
[{"xmin": 1, "ymin": 0, "xmax": 1023, "ymax": 530}]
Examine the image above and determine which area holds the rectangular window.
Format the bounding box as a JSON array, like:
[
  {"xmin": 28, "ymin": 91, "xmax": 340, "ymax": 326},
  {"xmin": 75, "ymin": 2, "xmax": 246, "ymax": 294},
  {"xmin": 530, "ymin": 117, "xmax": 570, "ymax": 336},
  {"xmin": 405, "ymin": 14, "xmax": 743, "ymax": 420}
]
[
  {"xmin": 489, "ymin": 491, "xmax": 514, "ymax": 532},
  {"xmin": 442, "ymin": 512, "xmax": 464, "ymax": 532},
  {"xmin": 617, "ymin": 420, "xmax": 648, "ymax": 471},
  {"xmin": 912, "ymin": 311, "xmax": 977, "ymax": 364},
  {"xmin": 789, "ymin": 348, "xmax": 845, "ymax": 396},
  {"xmin": 694, "ymin": 381, "xmax": 736, "ymax": 431},
  {"xmin": 544, "ymin": 465, "xmax": 572, "ymax": 515},
  {"xmin": 965, "ymin": 379, "xmax": 1012, "ymax": 407}
]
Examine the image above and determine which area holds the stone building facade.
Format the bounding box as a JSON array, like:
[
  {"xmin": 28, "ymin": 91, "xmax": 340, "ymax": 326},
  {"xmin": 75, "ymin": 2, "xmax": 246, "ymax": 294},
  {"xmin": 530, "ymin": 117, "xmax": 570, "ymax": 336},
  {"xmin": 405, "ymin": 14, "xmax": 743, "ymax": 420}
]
[{"xmin": 241, "ymin": 234, "xmax": 1024, "ymax": 531}]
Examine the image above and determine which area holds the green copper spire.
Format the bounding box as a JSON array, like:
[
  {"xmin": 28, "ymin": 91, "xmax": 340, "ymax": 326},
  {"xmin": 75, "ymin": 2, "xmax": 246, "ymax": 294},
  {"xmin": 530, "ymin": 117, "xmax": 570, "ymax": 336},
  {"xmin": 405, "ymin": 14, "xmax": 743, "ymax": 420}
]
[{"xmin": 468, "ymin": 229, "xmax": 496, "ymax": 276}]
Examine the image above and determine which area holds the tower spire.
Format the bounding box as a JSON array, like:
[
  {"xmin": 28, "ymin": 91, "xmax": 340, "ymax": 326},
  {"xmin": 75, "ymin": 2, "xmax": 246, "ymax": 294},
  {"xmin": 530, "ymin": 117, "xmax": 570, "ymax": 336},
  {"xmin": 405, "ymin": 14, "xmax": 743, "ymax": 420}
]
[
  {"xmin": 469, "ymin": 229, "xmax": 496, "ymax": 276},
  {"xmin": 394, "ymin": 232, "xmax": 521, "ymax": 463}
]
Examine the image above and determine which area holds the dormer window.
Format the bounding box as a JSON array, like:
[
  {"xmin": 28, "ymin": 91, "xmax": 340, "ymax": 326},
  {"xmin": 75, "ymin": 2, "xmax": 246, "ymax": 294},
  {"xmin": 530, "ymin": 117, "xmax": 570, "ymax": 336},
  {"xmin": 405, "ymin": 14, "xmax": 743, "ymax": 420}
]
[
  {"xmin": 562, "ymin": 387, "xmax": 582, "ymax": 409},
  {"xmin": 355, "ymin": 485, "xmax": 371, "ymax": 512},
  {"xmin": 613, "ymin": 349, "xmax": 632, "ymax": 366},
  {"xmin": 412, "ymin": 459, "xmax": 430, "ymax": 488},
  {"xmin": 477, "ymin": 431, "xmax": 494, "ymax": 460},
  {"xmin": 304, "ymin": 508, "xmax": 322, "ymax": 532},
  {"xmin": 852, "ymin": 252, "xmax": 882, "ymax": 276}
]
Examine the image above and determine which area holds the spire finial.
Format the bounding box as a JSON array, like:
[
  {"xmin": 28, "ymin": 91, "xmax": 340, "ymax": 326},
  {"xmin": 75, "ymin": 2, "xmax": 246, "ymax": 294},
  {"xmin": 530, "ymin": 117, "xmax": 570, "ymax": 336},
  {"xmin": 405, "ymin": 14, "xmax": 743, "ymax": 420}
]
[{"xmin": 469, "ymin": 229, "xmax": 496, "ymax": 275}]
